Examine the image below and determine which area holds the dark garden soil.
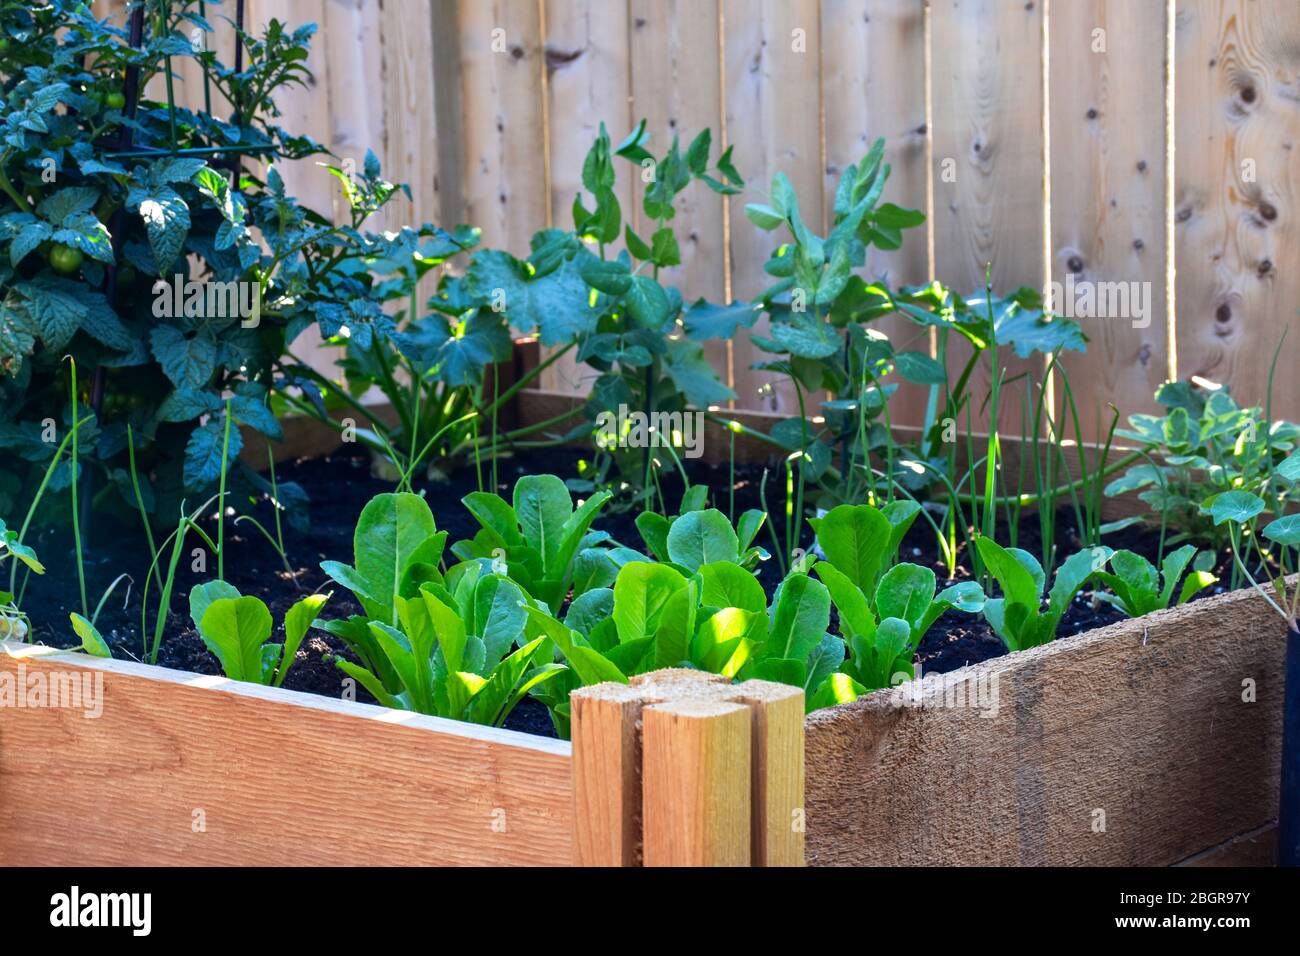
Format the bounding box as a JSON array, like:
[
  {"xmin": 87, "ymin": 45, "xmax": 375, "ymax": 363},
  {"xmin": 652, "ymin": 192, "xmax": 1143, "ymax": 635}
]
[{"xmin": 16, "ymin": 444, "xmax": 1232, "ymax": 739}]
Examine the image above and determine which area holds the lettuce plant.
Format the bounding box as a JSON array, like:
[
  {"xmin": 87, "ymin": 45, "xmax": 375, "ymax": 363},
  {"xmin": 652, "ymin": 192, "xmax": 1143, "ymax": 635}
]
[
  {"xmin": 453, "ymin": 474, "xmax": 612, "ymax": 613},
  {"xmin": 188, "ymin": 581, "xmax": 328, "ymax": 686},
  {"xmin": 0, "ymin": 517, "xmax": 42, "ymax": 640},
  {"xmin": 635, "ymin": 484, "xmax": 768, "ymax": 574},
  {"xmin": 807, "ymin": 500, "xmax": 921, "ymax": 594},
  {"xmin": 522, "ymin": 559, "xmax": 837, "ymax": 733},
  {"xmin": 330, "ymin": 570, "xmax": 564, "ymax": 726},
  {"xmin": 318, "ymin": 491, "xmax": 449, "ymax": 685},
  {"xmin": 1093, "ymin": 545, "xmax": 1217, "ymax": 618},
  {"xmin": 976, "ymin": 539, "xmax": 1111, "ymax": 651}
]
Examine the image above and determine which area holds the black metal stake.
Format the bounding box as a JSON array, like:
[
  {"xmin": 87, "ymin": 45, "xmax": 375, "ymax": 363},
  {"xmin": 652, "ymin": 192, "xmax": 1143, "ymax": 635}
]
[{"xmin": 1281, "ymin": 626, "xmax": 1300, "ymax": 866}]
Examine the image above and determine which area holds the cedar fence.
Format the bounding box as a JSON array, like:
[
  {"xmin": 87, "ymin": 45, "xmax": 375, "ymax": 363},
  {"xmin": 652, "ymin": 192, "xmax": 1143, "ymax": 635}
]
[{"xmin": 94, "ymin": 0, "xmax": 1300, "ymax": 443}]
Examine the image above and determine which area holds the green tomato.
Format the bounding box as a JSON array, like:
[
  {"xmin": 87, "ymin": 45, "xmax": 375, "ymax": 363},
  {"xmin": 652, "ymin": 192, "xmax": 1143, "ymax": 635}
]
[
  {"xmin": 104, "ymin": 91, "xmax": 126, "ymax": 111},
  {"xmin": 48, "ymin": 244, "xmax": 84, "ymax": 275}
]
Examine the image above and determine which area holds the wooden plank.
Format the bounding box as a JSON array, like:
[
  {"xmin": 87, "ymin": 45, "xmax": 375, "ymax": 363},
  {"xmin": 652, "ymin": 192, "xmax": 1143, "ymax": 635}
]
[
  {"xmin": 457, "ymin": 0, "xmax": 548, "ymax": 255},
  {"xmin": 629, "ymin": 0, "xmax": 733, "ymax": 396},
  {"xmin": 1050, "ymin": 0, "xmax": 1169, "ymax": 441},
  {"xmin": 820, "ymin": 0, "xmax": 931, "ymax": 427},
  {"xmin": 1174, "ymin": 0, "xmax": 1300, "ymax": 415},
  {"xmin": 540, "ymin": 0, "xmax": 633, "ymax": 396},
  {"xmin": 729, "ymin": 680, "xmax": 805, "ymax": 866},
  {"xmin": 1176, "ymin": 823, "xmax": 1278, "ymax": 866},
  {"xmin": 930, "ymin": 0, "xmax": 1045, "ymax": 437},
  {"xmin": 804, "ymin": 578, "xmax": 1289, "ymax": 865},
  {"xmin": 642, "ymin": 699, "xmax": 753, "ymax": 866},
  {"xmin": 0, "ymin": 641, "xmax": 574, "ymax": 866},
  {"xmin": 724, "ymin": 0, "xmax": 823, "ymax": 417},
  {"xmin": 569, "ymin": 682, "xmax": 647, "ymax": 866}
]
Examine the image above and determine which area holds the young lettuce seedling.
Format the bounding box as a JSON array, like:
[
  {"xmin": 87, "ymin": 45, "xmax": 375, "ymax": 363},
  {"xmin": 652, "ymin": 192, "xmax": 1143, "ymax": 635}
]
[
  {"xmin": 188, "ymin": 582, "xmax": 329, "ymax": 687},
  {"xmin": 812, "ymin": 558, "xmax": 984, "ymax": 708},
  {"xmin": 976, "ymin": 539, "xmax": 1111, "ymax": 651},
  {"xmin": 1, "ymin": 518, "xmax": 43, "ymax": 641},
  {"xmin": 635, "ymin": 484, "xmax": 769, "ymax": 574},
  {"xmin": 454, "ymin": 474, "xmax": 613, "ymax": 613},
  {"xmin": 1092, "ymin": 545, "xmax": 1217, "ymax": 618}
]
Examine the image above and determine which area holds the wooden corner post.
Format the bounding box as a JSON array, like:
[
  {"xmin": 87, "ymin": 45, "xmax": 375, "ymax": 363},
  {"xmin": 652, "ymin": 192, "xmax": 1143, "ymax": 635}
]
[{"xmin": 570, "ymin": 670, "xmax": 805, "ymax": 867}]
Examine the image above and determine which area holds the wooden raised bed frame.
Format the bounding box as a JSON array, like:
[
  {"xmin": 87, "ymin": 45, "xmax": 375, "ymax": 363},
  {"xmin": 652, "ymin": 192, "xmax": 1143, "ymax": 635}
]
[{"xmin": 0, "ymin": 577, "xmax": 1285, "ymax": 866}]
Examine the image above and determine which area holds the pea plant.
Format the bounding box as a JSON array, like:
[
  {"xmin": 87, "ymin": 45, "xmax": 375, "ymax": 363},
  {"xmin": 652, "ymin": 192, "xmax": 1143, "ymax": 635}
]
[
  {"xmin": 464, "ymin": 121, "xmax": 749, "ymax": 503},
  {"xmin": 1104, "ymin": 380, "xmax": 1300, "ymax": 552}
]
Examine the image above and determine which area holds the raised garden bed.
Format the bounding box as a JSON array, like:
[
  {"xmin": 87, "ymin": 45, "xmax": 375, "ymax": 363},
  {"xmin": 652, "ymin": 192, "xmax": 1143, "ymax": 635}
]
[{"xmin": 3, "ymin": 573, "xmax": 1286, "ymax": 866}]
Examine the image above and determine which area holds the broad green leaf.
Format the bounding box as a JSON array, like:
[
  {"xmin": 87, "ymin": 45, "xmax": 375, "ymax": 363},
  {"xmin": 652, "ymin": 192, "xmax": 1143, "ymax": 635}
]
[
  {"xmin": 612, "ymin": 562, "xmax": 689, "ymax": 645},
  {"xmin": 809, "ymin": 671, "xmax": 867, "ymax": 711},
  {"xmin": 974, "ymin": 538, "xmax": 1042, "ymax": 608},
  {"xmin": 768, "ymin": 573, "xmax": 831, "ymax": 663},
  {"xmin": 875, "ymin": 563, "xmax": 936, "ymax": 635},
  {"xmin": 200, "ymin": 596, "xmax": 273, "ymax": 682},
  {"xmin": 813, "ymin": 562, "xmax": 875, "ymax": 642},
  {"xmin": 817, "ymin": 503, "xmax": 891, "ymax": 592},
  {"xmin": 514, "ymin": 475, "xmax": 572, "ymax": 569},
  {"xmin": 523, "ymin": 605, "xmax": 627, "ymax": 685},
  {"xmin": 355, "ymin": 492, "xmax": 438, "ymax": 624},
  {"xmin": 697, "ymin": 561, "xmax": 766, "ymax": 614},
  {"xmin": 277, "ymin": 592, "xmax": 329, "ymax": 687},
  {"xmin": 1263, "ymin": 514, "xmax": 1300, "ymax": 546},
  {"xmin": 1208, "ymin": 490, "xmax": 1266, "ymax": 526},
  {"xmin": 666, "ymin": 508, "xmax": 740, "ymax": 572}
]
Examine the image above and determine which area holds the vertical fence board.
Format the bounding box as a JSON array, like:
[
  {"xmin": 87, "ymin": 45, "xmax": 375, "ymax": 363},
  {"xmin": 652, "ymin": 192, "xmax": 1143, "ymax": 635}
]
[
  {"xmin": 931, "ymin": 0, "xmax": 1045, "ymax": 437},
  {"xmin": 821, "ymin": 0, "xmax": 931, "ymax": 428},
  {"xmin": 374, "ymin": 0, "xmax": 438, "ymax": 232},
  {"xmin": 724, "ymin": 0, "xmax": 823, "ymax": 417},
  {"xmin": 1174, "ymin": 0, "xmax": 1300, "ymax": 411},
  {"xmin": 629, "ymin": 0, "xmax": 733, "ymax": 400},
  {"xmin": 1049, "ymin": 0, "xmax": 1168, "ymax": 440},
  {"xmin": 540, "ymin": 0, "xmax": 633, "ymax": 395},
  {"xmin": 457, "ymin": 0, "xmax": 547, "ymax": 255}
]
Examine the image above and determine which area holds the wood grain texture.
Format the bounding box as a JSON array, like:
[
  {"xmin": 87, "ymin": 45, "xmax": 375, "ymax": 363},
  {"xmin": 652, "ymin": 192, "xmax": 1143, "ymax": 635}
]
[
  {"xmin": 629, "ymin": 0, "xmax": 733, "ymax": 394},
  {"xmin": 1050, "ymin": 0, "xmax": 1169, "ymax": 438},
  {"xmin": 572, "ymin": 669, "xmax": 804, "ymax": 866},
  {"xmin": 821, "ymin": 0, "xmax": 932, "ymax": 427},
  {"xmin": 0, "ymin": 642, "xmax": 574, "ymax": 866},
  {"xmin": 729, "ymin": 679, "xmax": 805, "ymax": 866},
  {"xmin": 724, "ymin": 0, "xmax": 823, "ymax": 416},
  {"xmin": 457, "ymin": 0, "xmax": 548, "ymax": 255},
  {"xmin": 643, "ymin": 699, "xmax": 752, "ymax": 866},
  {"xmin": 1174, "ymin": 0, "xmax": 1300, "ymax": 412},
  {"xmin": 931, "ymin": 0, "xmax": 1045, "ymax": 436},
  {"xmin": 569, "ymin": 682, "xmax": 647, "ymax": 866},
  {"xmin": 540, "ymin": 0, "xmax": 633, "ymax": 396},
  {"xmin": 804, "ymin": 579, "xmax": 1289, "ymax": 866}
]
